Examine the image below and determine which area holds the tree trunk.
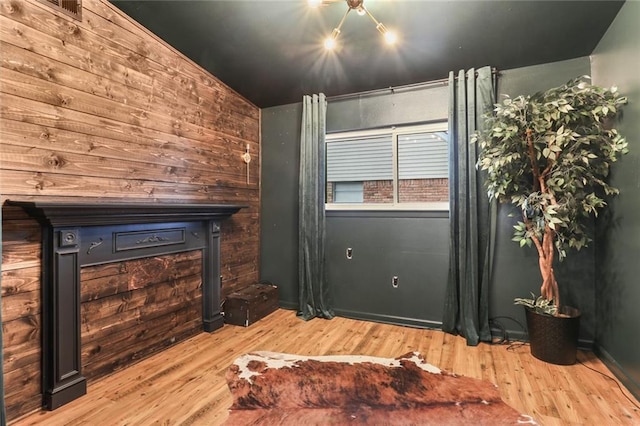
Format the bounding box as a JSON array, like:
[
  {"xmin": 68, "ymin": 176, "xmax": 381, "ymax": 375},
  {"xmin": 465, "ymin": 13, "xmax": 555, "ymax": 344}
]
[
  {"xmin": 525, "ymin": 127, "xmax": 561, "ymax": 313},
  {"xmin": 539, "ymin": 225, "xmax": 560, "ymax": 310}
]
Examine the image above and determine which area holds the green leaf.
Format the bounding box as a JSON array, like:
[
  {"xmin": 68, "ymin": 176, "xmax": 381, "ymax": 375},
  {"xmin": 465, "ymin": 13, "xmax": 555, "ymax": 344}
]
[{"xmin": 476, "ymin": 76, "xmax": 628, "ymax": 280}]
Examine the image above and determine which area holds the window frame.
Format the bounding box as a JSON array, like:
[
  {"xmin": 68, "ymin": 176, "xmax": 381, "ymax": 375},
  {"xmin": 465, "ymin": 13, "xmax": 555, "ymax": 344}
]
[{"xmin": 325, "ymin": 122, "xmax": 449, "ymax": 211}]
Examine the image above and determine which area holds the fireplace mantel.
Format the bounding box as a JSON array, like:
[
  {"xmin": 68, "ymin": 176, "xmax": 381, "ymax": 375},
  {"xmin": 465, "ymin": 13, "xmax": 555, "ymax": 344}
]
[
  {"xmin": 7, "ymin": 200, "xmax": 245, "ymax": 226},
  {"xmin": 6, "ymin": 200, "xmax": 245, "ymax": 410}
]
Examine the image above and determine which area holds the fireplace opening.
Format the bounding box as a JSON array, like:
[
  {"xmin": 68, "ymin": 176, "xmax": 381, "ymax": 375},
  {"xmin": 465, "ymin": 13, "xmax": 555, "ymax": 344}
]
[{"xmin": 80, "ymin": 250, "xmax": 203, "ymax": 383}]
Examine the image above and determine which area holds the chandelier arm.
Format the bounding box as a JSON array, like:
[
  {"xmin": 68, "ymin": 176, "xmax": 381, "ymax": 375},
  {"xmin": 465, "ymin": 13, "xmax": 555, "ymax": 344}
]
[
  {"xmin": 320, "ymin": 0, "xmax": 397, "ymax": 48},
  {"xmin": 361, "ymin": 6, "xmax": 381, "ymax": 27},
  {"xmin": 334, "ymin": 6, "xmax": 352, "ymax": 34},
  {"xmin": 363, "ymin": 6, "xmax": 391, "ymax": 38}
]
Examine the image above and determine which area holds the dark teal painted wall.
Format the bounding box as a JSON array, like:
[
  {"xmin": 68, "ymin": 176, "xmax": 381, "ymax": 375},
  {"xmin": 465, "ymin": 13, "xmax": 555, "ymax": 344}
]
[
  {"xmin": 591, "ymin": 0, "xmax": 640, "ymax": 398},
  {"xmin": 260, "ymin": 58, "xmax": 596, "ymax": 335},
  {"xmin": 261, "ymin": 84, "xmax": 450, "ymax": 320},
  {"xmin": 262, "ymin": 84, "xmax": 452, "ymax": 324},
  {"xmin": 325, "ymin": 85, "xmax": 450, "ymax": 326},
  {"xmin": 326, "ymin": 83, "xmax": 448, "ymax": 133},
  {"xmin": 326, "ymin": 211, "xmax": 449, "ymax": 327},
  {"xmin": 260, "ymin": 103, "xmax": 303, "ymax": 309}
]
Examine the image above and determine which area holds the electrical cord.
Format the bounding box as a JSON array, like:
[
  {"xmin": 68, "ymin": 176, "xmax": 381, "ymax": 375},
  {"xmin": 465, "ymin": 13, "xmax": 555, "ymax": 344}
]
[
  {"xmin": 489, "ymin": 316, "xmax": 640, "ymax": 411},
  {"xmin": 577, "ymin": 359, "xmax": 640, "ymax": 411},
  {"xmin": 505, "ymin": 341, "xmax": 529, "ymax": 351},
  {"xmin": 489, "ymin": 317, "xmax": 507, "ymax": 344},
  {"xmin": 489, "ymin": 316, "xmax": 528, "ymax": 349}
]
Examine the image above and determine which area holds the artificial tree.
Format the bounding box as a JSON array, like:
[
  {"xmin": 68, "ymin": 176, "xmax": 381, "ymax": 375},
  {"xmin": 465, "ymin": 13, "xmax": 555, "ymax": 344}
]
[{"xmin": 475, "ymin": 76, "xmax": 627, "ymax": 314}]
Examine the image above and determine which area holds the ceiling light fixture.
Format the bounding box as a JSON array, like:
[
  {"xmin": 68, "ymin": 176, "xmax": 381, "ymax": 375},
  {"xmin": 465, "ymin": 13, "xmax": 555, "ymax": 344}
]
[{"xmin": 315, "ymin": 0, "xmax": 398, "ymax": 50}]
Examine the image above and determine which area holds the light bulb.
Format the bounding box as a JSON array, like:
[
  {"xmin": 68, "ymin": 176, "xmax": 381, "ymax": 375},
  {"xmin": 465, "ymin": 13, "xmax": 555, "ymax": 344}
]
[
  {"xmin": 324, "ymin": 28, "xmax": 340, "ymax": 50},
  {"xmin": 376, "ymin": 23, "xmax": 397, "ymax": 46},
  {"xmin": 308, "ymin": 0, "xmax": 322, "ymax": 7},
  {"xmin": 356, "ymin": 7, "xmax": 366, "ymax": 16},
  {"xmin": 324, "ymin": 37, "xmax": 337, "ymax": 50},
  {"xmin": 384, "ymin": 30, "xmax": 397, "ymax": 45}
]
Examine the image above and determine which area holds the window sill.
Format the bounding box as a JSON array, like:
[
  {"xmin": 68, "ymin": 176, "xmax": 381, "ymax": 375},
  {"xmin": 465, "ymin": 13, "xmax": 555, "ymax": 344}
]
[
  {"xmin": 325, "ymin": 202, "xmax": 449, "ymax": 211},
  {"xmin": 325, "ymin": 203, "xmax": 449, "ymax": 219}
]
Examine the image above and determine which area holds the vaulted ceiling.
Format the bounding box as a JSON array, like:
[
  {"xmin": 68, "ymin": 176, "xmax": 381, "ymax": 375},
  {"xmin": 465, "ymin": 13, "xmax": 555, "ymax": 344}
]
[{"xmin": 110, "ymin": 1, "xmax": 624, "ymax": 108}]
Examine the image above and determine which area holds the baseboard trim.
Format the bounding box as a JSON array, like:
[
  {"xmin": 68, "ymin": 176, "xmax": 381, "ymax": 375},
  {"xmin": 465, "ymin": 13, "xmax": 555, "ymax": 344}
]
[
  {"xmin": 594, "ymin": 344, "xmax": 640, "ymax": 402},
  {"xmin": 332, "ymin": 308, "xmax": 442, "ymax": 330},
  {"xmin": 275, "ymin": 304, "xmax": 442, "ymax": 330},
  {"xmin": 278, "ymin": 301, "xmax": 298, "ymax": 311}
]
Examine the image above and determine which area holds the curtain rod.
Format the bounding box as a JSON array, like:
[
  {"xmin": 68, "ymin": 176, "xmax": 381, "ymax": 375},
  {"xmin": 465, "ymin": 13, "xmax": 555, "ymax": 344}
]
[
  {"xmin": 326, "ymin": 67, "xmax": 499, "ymax": 102},
  {"xmin": 327, "ymin": 78, "xmax": 448, "ymax": 102}
]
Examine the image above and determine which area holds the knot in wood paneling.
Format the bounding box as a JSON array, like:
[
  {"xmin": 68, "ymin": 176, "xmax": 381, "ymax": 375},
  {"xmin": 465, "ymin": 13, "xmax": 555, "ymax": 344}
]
[
  {"xmin": 55, "ymin": 93, "xmax": 73, "ymax": 106},
  {"xmin": 29, "ymin": 172, "xmax": 45, "ymax": 190},
  {"xmin": 65, "ymin": 23, "xmax": 80, "ymax": 36},
  {"xmin": 46, "ymin": 153, "xmax": 65, "ymax": 169},
  {"xmin": 5, "ymin": 1, "xmax": 22, "ymax": 15}
]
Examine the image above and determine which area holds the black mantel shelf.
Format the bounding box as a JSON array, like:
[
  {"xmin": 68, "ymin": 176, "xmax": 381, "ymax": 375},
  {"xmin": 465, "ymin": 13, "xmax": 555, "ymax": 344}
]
[
  {"xmin": 6, "ymin": 200, "xmax": 245, "ymax": 411},
  {"xmin": 6, "ymin": 200, "xmax": 246, "ymax": 226}
]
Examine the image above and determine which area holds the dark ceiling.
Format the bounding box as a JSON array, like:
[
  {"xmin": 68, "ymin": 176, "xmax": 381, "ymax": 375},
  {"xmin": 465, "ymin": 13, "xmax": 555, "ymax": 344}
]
[{"xmin": 110, "ymin": 0, "xmax": 624, "ymax": 108}]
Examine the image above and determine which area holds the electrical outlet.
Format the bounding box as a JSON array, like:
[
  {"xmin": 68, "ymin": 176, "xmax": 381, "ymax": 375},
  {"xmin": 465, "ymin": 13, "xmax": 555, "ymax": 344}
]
[
  {"xmin": 392, "ymin": 276, "xmax": 399, "ymax": 288},
  {"xmin": 346, "ymin": 247, "xmax": 353, "ymax": 259}
]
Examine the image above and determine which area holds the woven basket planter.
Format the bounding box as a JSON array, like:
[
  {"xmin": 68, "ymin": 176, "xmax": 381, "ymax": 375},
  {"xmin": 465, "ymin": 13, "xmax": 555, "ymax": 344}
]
[{"xmin": 524, "ymin": 306, "xmax": 581, "ymax": 365}]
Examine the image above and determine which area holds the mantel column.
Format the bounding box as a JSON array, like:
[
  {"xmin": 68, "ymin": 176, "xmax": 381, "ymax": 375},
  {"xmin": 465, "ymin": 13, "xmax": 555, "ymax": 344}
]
[
  {"xmin": 43, "ymin": 227, "xmax": 87, "ymax": 410},
  {"xmin": 202, "ymin": 220, "xmax": 224, "ymax": 332}
]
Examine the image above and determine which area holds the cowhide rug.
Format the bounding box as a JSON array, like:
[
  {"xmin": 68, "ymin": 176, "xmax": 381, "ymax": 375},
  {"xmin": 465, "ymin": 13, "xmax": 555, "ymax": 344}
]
[{"xmin": 224, "ymin": 351, "xmax": 537, "ymax": 425}]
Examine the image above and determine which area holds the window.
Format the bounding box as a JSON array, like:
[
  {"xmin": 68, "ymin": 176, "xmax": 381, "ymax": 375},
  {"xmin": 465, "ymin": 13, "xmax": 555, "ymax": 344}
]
[
  {"xmin": 333, "ymin": 182, "xmax": 364, "ymax": 203},
  {"xmin": 326, "ymin": 123, "xmax": 449, "ymax": 210}
]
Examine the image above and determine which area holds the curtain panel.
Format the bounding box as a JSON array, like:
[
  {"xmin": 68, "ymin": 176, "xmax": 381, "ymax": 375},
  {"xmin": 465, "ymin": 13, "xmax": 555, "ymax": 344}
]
[
  {"xmin": 298, "ymin": 94, "xmax": 334, "ymax": 320},
  {"xmin": 442, "ymin": 67, "xmax": 497, "ymax": 346}
]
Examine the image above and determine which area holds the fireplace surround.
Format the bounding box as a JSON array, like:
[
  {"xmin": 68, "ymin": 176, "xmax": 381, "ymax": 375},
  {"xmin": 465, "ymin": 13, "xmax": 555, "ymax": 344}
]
[{"xmin": 6, "ymin": 200, "xmax": 244, "ymax": 410}]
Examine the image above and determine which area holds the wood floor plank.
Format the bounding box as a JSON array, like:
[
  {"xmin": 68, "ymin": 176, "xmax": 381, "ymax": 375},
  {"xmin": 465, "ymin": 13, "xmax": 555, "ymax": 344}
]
[
  {"xmin": 11, "ymin": 309, "xmax": 640, "ymax": 425},
  {"xmin": 424, "ymin": 326, "xmax": 445, "ymax": 367}
]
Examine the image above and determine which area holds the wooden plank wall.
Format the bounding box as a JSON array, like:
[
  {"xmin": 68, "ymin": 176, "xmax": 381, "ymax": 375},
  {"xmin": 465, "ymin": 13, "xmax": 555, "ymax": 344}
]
[
  {"xmin": 0, "ymin": 0, "xmax": 261, "ymax": 422},
  {"xmin": 81, "ymin": 250, "xmax": 204, "ymax": 383}
]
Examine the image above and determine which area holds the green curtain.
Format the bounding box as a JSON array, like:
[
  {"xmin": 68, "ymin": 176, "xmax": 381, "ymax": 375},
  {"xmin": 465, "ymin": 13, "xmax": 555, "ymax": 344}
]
[
  {"xmin": 442, "ymin": 67, "xmax": 497, "ymax": 346},
  {"xmin": 298, "ymin": 94, "xmax": 334, "ymax": 320}
]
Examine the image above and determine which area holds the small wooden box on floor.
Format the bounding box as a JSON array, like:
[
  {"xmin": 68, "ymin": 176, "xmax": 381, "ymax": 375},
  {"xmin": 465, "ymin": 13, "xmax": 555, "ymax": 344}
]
[{"xmin": 224, "ymin": 283, "xmax": 279, "ymax": 326}]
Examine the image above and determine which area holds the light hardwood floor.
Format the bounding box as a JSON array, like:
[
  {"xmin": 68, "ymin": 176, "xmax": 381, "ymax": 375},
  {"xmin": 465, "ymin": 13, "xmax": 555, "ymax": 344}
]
[{"xmin": 13, "ymin": 309, "xmax": 640, "ymax": 425}]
